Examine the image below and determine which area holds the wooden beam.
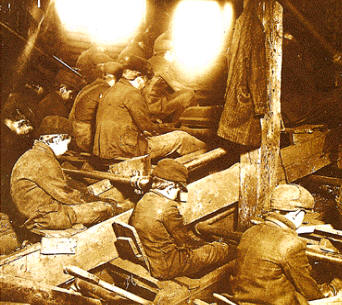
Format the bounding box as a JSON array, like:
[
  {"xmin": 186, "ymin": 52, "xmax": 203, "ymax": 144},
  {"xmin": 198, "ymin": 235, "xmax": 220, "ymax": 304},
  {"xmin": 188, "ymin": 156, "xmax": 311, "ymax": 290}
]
[
  {"xmin": 0, "ymin": 214, "xmax": 122, "ymax": 286},
  {"xmin": 0, "ymin": 274, "xmax": 101, "ymax": 305},
  {"xmin": 180, "ymin": 163, "xmax": 239, "ymax": 225},
  {"xmin": 179, "ymin": 127, "xmax": 338, "ymax": 225},
  {"xmin": 277, "ymin": 0, "xmax": 342, "ymax": 66},
  {"xmin": 277, "ymin": 128, "xmax": 341, "ymax": 183},
  {"xmin": 304, "ymin": 175, "xmax": 342, "ymax": 187},
  {"xmin": 239, "ymin": 0, "xmax": 283, "ymax": 230}
]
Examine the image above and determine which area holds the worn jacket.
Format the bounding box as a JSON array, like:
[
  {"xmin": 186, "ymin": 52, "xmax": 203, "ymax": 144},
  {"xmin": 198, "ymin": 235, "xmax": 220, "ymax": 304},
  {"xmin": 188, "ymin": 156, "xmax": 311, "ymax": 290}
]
[
  {"xmin": 10, "ymin": 141, "xmax": 83, "ymax": 227},
  {"xmin": 129, "ymin": 191, "xmax": 229, "ymax": 279},
  {"xmin": 93, "ymin": 79, "xmax": 160, "ymax": 159},
  {"xmin": 129, "ymin": 191, "xmax": 203, "ymax": 278},
  {"xmin": 230, "ymin": 212, "xmax": 323, "ymax": 305},
  {"xmin": 10, "ymin": 141, "xmax": 117, "ymax": 229},
  {"xmin": 69, "ymin": 78, "xmax": 110, "ymax": 151},
  {"xmin": 217, "ymin": 0, "xmax": 268, "ymax": 147}
]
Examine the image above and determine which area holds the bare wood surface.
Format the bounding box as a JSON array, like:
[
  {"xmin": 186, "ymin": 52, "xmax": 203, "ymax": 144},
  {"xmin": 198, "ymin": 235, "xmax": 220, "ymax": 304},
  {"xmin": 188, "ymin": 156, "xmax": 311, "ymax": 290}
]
[
  {"xmin": 62, "ymin": 168, "xmax": 132, "ymax": 184},
  {"xmin": 74, "ymin": 278, "xmax": 125, "ymax": 302},
  {"xmin": 277, "ymin": 129, "xmax": 340, "ymax": 183},
  {"xmin": 180, "ymin": 163, "xmax": 239, "ymax": 225},
  {"xmin": 108, "ymin": 257, "xmax": 160, "ymax": 288},
  {"xmin": 64, "ymin": 265, "xmax": 152, "ymax": 304},
  {"xmin": 182, "ymin": 147, "xmax": 228, "ymax": 172},
  {"xmin": 239, "ymin": 0, "xmax": 283, "ymax": 230},
  {"xmin": 0, "ymin": 215, "xmax": 121, "ymax": 286},
  {"xmin": 0, "ymin": 274, "xmax": 101, "ymax": 305},
  {"xmin": 305, "ymin": 175, "xmax": 342, "ymax": 187},
  {"xmin": 178, "ymin": 125, "xmax": 338, "ymax": 225},
  {"xmin": 175, "ymin": 149, "xmax": 209, "ymax": 165}
]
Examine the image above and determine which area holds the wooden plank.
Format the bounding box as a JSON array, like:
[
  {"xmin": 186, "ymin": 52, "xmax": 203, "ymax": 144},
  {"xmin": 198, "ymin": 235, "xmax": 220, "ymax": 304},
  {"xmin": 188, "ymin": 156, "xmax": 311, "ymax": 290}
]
[
  {"xmin": 239, "ymin": 0, "xmax": 283, "ymax": 230},
  {"xmin": 180, "ymin": 127, "xmax": 338, "ymax": 225},
  {"xmin": 109, "ymin": 154, "xmax": 151, "ymax": 177},
  {"xmin": 258, "ymin": 0, "xmax": 283, "ymax": 211},
  {"xmin": 239, "ymin": 149, "xmax": 261, "ymax": 230},
  {"xmin": 0, "ymin": 215, "xmax": 122, "ymax": 286},
  {"xmin": 108, "ymin": 257, "xmax": 160, "ymax": 288},
  {"xmin": 277, "ymin": 129, "xmax": 340, "ymax": 183},
  {"xmin": 112, "ymin": 221, "xmax": 150, "ymax": 271},
  {"xmin": 180, "ymin": 163, "xmax": 239, "ymax": 225},
  {"xmin": 183, "ymin": 147, "xmax": 228, "ymax": 172},
  {"xmin": 175, "ymin": 149, "xmax": 209, "ymax": 165},
  {"xmin": 304, "ymin": 175, "xmax": 342, "ymax": 187},
  {"xmin": 0, "ymin": 274, "xmax": 101, "ymax": 305}
]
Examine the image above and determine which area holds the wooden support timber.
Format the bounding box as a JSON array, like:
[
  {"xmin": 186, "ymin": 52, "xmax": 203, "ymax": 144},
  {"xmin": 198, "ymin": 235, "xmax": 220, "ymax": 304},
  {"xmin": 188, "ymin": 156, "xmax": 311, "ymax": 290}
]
[
  {"xmin": 181, "ymin": 127, "xmax": 340, "ymax": 225},
  {"xmin": 239, "ymin": 0, "xmax": 283, "ymax": 230}
]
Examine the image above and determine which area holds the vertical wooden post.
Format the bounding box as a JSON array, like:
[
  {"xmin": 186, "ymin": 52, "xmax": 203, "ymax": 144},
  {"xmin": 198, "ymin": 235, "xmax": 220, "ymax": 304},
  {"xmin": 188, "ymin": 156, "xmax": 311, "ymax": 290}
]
[{"xmin": 238, "ymin": 0, "xmax": 283, "ymax": 231}]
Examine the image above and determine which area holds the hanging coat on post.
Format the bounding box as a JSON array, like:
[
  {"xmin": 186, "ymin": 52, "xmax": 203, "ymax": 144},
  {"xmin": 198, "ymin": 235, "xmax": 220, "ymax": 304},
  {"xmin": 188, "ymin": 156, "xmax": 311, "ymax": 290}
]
[{"xmin": 218, "ymin": 1, "xmax": 268, "ymax": 147}]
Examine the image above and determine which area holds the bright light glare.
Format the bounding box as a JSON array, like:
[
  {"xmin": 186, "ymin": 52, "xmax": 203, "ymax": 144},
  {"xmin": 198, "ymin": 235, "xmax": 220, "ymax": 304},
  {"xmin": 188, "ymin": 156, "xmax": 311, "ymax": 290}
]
[
  {"xmin": 172, "ymin": 0, "xmax": 233, "ymax": 76},
  {"xmin": 55, "ymin": 0, "xmax": 146, "ymax": 45}
]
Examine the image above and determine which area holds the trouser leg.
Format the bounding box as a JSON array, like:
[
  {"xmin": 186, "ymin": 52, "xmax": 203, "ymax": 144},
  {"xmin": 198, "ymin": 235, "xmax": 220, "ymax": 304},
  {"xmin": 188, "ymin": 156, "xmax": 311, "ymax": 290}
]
[
  {"xmin": 183, "ymin": 241, "xmax": 230, "ymax": 276},
  {"xmin": 166, "ymin": 241, "xmax": 230, "ymax": 279},
  {"xmin": 147, "ymin": 131, "xmax": 207, "ymax": 159}
]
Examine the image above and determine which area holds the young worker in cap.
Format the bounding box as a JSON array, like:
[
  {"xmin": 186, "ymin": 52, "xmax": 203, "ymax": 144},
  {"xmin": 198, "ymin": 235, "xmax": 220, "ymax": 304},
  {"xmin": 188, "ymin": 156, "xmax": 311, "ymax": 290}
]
[
  {"xmin": 142, "ymin": 72, "xmax": 197, "ymax": 124},
  {"xmin": 36, "ymin": 69, "xmax": 79, "ymax": 126},
  {"xmin": 93, "ymin": 55, "xmax": 207, "ymax": 160},
  {"xmin": 10, "ymin": 132, "xmax": 123, "ymax": 231},
  {"xmin": 69, "ymin": 62, "xmax": 123, "ymax": 152},
  {"xmin": 129, "ymin": 158, "xmax": 232, "ymax": 280},
  {"xmin": 229, "ymin": 184, "xmax": 337, "ymax": 305}
]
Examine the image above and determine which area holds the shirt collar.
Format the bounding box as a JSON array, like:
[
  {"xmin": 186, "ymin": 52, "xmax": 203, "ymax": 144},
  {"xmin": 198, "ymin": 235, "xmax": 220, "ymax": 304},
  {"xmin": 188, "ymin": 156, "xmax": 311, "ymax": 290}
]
[
  {"xmin": 265, "ymin": 212, "xmax": 297, "ymax": 231},
  {"xmin": 33, "ymin": 141, "xmax": 55, "ymax": 157}
]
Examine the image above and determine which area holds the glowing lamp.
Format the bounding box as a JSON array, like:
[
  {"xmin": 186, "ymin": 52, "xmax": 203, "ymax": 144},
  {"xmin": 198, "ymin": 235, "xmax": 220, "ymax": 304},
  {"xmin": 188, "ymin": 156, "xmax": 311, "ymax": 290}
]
[
  {"xmin": 171, "ymin": 0, "xmax": 233, "ymax": 78},
  {"xmin": 54, "ymin": 0, "xmax": 146, "ymax": 45}
]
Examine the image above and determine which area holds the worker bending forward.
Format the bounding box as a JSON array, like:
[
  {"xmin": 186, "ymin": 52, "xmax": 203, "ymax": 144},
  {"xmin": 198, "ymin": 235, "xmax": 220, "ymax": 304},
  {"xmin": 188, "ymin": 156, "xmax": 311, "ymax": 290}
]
[
  {"xmin": 230, "ymin": 184, "xmax": 336, "ymax": 305},
  {"xmin": 129, "ymin": 158, "xmax": 231, "ymax": 280},
  {"xmin": 11, "ymin": 133, "xmax": 121, "ymax": 230}
]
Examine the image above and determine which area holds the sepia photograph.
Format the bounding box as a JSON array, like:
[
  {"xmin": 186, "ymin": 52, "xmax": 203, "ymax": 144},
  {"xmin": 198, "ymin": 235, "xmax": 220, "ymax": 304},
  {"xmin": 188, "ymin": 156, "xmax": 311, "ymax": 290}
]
[{"xmin": 1, "ymin": 0, "xmax": 342, "ymax": 304}]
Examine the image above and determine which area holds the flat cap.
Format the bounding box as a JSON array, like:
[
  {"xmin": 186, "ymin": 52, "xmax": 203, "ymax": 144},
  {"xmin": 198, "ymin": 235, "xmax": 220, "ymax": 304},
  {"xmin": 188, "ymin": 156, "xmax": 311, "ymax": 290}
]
[
  {"xmin": 120, "ymin": 55, "xmax": 154, "ymax": 79},
  {"xmin": 152, "ymin": 158, "xmax": 188, "ymax": 189}
]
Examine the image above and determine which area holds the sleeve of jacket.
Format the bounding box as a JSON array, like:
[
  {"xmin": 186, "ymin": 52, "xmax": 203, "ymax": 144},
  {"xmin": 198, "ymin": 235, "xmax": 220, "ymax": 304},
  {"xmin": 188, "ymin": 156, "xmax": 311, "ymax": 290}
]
[
  {"xmin": 283, "ymin": 239, "xmax": 324, "ymax": 301},
  {"xmin": 124, "ymin": 91, "xmax": 161, "ymax": 135},
  {"xmin": 162, "ymin": 202, "xmax": 204, "ymax": 248},
  {"xmin": 36, "ymin": 156, "xmax": 85, "ymax": 205}
]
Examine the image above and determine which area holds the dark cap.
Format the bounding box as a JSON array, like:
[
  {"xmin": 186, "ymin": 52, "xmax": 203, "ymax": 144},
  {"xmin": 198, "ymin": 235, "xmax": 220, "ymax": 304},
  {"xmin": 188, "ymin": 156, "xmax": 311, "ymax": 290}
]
[
  {"xmin": 98, "ymin": 61, "xmax": 124, "ymax": 79},
  {"xmin": 152, "ymin": 158, "xmax": 188, "ymax": 189},
  {"xmin": 37, "ymin": 115, "xmax": 74, "ymax": 137},
  {"xmin": 120, "ymin": 55, "xmax": 154, "ymax": 79}
]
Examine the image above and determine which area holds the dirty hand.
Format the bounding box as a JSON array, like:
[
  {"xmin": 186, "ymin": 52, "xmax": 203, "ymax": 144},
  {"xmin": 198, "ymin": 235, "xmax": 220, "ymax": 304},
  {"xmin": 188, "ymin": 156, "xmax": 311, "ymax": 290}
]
[
  {"xmin": 319, "ymin": 283, "xmax": 337, "ymax": 297},
  {"xmin": 24, "ymin": 205, "xmax": 76, "ymax": 230}
]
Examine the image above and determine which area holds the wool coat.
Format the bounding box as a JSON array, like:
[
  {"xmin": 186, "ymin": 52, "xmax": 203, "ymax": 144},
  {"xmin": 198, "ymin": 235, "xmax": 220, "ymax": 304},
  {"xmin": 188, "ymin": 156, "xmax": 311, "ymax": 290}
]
[
  {"xmin": 69, "ymin": 78, "xmax": 110, "ymax": 151},
  {"xmin": 10, "ymin": 142, "xmax": 115, "ymax": 229},
  {"xmin": 129, "ymin": 191, "xmax": 230, "ymax": 280},
  {"xmin": 217, "ymin": 0, "xmax": 268, "ymax": 147},
  {"xmin": 230, "ymin": 212, "xmax": 323, "ymax": 305},
  {"xmin": 93, "ymin": 78, "xmax": 161, "ymax": 159}
]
